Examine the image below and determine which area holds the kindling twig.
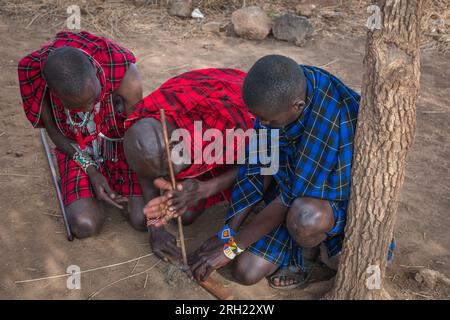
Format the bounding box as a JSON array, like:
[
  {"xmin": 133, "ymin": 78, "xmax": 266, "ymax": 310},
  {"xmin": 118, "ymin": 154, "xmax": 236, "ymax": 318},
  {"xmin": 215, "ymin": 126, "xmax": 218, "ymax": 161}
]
[
  {"xmin": 160, "ymin": 109, "xmax": 188, "ymax": 268},
  {"xmin": 319, "ymin": 58, "xmax": 340, "ymax": 68},
  {"xmin": 88, "ymin": 260, "xmax": 162, "ymax": 300},
  {"xmin": 15, "ymin": 253, "xmax": 154, "ymax": 284},
  {"xmin": 40, "ymin": 212, "xmax": 63, "ymax": 218},
  {"xmin": 163, "ymin": 64, "xmax": 190, "ymax": 73}
]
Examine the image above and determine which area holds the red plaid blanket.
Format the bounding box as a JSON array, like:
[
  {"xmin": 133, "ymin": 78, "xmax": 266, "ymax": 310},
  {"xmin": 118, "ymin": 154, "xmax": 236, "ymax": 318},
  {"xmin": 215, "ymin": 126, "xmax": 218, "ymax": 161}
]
[
  {"xmin": 125, "ymin": 68, "xmax": 255, "ymax": 208},
  {"xmin": 18, "ymin": 30, "xmax": 135, "ymax": 138},
  {"xmin": 18, "ymin": 31, "xmax": 141, "ymax": 205}
]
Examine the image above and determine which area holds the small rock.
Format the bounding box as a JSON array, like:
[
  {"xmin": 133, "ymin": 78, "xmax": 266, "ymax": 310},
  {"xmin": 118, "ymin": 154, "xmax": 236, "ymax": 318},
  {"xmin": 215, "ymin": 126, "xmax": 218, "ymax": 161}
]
[
  {"xmin": 295, "ymin": 4, "xmax": 316, "ymax": 18},
  {"xmin": 6, "ymin": 149, "xmax": 12, "ymax": 155},
  {"xmin": 272, "ymin": 13, "xmax": 314, "ymax": 46},
  {"xmin": 321, "ymin": 9, "xmax": 341, "ymax": 20},
  {"xmin": 231, "ymin": 6, "xmax": 272, "ymax": 41},
  {"xmin": 202, "ymin": 22, "xmax": 221, "ymax": 34},
  {"xmin": 202, "ymin": 43, "xmax": 215, "ymax": 50},
  {"xmin": 168, "ymin": 0, "xmax": 191, "ymax": 18},
  {"xmin": 14, "ymin": 151, "xmax": 23, "ymax": 157}
]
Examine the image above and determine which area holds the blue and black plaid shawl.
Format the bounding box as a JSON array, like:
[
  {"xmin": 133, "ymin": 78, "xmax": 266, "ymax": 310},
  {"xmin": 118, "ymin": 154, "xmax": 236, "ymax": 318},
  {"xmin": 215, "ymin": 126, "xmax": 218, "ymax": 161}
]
[{"xmin": 226, "ymin": 65, "xmax": 360, "ymax": 221}]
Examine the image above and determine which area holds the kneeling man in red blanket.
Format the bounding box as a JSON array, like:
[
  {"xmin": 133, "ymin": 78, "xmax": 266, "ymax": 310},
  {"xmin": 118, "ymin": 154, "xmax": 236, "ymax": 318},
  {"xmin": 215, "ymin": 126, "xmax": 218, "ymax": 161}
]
[
  {"xmin": 18, "ymin": 31, "xmax": 145, "ymax": 238},
  {"xmin": 123, "ymin": 68, "xmax": 254, "ymax": 263}
]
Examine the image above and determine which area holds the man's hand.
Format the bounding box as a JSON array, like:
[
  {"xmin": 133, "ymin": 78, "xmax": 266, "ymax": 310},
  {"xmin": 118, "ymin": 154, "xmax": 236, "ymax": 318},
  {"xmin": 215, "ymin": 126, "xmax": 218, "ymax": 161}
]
[
  {"xmin": 150, "ymin": 227, "xmax": 182, "ymax": 265},
  {"xmin": 188, "ymin": 235, "xmax": 223, "ymax": 265},
  {"xmin": 189, "ymin": 244, "xmax": 231, "ymax": 282},
  {"xmin": 142, "ymin": 195, "xmax": 174, "ymax": 227},
  {"xmin": 143, "ymin": 178, "xmax": 205, "ymax": 225},
  {"xmin": 87, "ymin": 167, "xmax": 128, "ymax": 209}
]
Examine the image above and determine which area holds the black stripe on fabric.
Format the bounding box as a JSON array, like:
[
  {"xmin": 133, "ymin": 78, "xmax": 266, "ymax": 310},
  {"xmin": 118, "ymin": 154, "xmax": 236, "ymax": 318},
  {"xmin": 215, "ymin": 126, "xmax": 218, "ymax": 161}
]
[
  {"xmin": 170, "ymin": 90, "xmax": 190, "ymax": 114},
  {"xmin": 221, "ymin": 96, "xmax": 242, "ymax": 128}
]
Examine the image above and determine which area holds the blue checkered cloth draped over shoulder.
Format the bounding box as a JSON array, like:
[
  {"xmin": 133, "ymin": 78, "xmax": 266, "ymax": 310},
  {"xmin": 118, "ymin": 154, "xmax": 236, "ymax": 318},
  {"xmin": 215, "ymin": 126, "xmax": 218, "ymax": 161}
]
[
  {"xmin": 226, "ymin": 65, "xmax": 360, "ymax": 222},
  {"xmin": 225, "ymin": 65, "xmax": 396, "ymax": 268}
]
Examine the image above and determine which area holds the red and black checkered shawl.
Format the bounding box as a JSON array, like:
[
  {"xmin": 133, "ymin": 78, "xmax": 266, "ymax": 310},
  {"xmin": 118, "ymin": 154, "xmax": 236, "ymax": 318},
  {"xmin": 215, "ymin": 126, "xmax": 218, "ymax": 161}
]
[
  {"xmin": 125, "ymin": 68, "xmax": 255, "ymax": 181},
  {"xmin": 17, "ymin": 31, "xmax": 136, "ymax": 139}
]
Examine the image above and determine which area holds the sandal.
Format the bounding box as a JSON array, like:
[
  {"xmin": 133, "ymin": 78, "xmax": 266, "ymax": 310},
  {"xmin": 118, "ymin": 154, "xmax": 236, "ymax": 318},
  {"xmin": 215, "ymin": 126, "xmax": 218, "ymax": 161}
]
[
  {"xmin": 268, "ymin": 262, "xmax": 336, "ymax": 290},
  {"xmin": 268, "ymin": 265, "xmax": 309, "ymax": 290}
]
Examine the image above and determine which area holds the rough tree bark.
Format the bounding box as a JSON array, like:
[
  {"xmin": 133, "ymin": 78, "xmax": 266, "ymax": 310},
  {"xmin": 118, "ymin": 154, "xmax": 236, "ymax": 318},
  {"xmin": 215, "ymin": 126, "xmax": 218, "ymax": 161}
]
[{"xmin": 325, "ymin": 0, "xmax": 423, "ymax": 299}]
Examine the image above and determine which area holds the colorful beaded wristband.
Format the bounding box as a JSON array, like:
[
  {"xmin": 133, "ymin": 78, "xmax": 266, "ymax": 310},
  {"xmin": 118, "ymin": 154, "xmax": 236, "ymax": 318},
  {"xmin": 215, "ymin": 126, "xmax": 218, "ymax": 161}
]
[
  {"xmin": 217, "ymin": 224, "xmax": 237, "ymax": 244},
  {"xmin": 223, "ymin": 238, "xmax": 244, "ymax": 260},
  {"xmin": 227, "ymin": 238, "xmax": 244, "ymax": 255},
  {"xmin": 223, "ymin": 244, "xmax": 236, "ymax": 260},
  {"xmin": 73, "ymin": 149, "xmax": 99, "ymax": 174}
]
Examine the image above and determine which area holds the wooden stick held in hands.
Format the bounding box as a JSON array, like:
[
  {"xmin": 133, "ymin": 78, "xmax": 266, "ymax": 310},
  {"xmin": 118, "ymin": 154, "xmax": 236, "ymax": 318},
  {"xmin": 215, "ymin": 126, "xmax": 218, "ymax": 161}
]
[
  {"xmin": 159, "ymin": 109, "xmax": 188, "ymax": 268},
  {"xmin": 159, "ymin": 109, "xmax": 234, "ymax": 300}
]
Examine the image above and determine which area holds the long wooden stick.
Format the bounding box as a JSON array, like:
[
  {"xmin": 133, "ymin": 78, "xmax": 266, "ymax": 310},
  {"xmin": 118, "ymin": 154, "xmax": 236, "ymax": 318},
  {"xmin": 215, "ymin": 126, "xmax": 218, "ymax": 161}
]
[
  {"xmin": 159, "ymin": 109, "xmax": 188, "ymax": 267},
  {"xmin": 159, "ymin": 109, "xmax": 234, "ymax": 300}
]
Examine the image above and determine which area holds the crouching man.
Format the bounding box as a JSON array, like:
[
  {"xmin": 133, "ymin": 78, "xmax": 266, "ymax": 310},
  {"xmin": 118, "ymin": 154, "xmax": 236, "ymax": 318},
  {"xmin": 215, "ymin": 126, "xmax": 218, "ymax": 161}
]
[{"xmin": 123, "ymin": 68, "xmax": 254, "ymax": 263}]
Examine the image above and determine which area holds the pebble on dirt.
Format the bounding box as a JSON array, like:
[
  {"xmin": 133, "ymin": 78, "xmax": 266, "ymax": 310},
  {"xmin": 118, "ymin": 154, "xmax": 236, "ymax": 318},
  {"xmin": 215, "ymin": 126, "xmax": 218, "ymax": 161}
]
[
  {"xmin": 296, "ymin": 4, "xmax": 316, "ymax": 18},
  {"xmin": 320, "ymin": 9, "xmax": 342, "ymax": 20},
  {"xmin": 272, "ymin": 13, "xmax": 315, "ymax": 47},
  {"xmin": 202, "ymin": 21, "xmax": 221, "ymax": 34},
  {"xmin": 231, "ymin": 6, "xmax": 272, "ymax": 41},
  {"xmin": 168, "ymin": 0, "xmax": 191, "ymax": 18}
]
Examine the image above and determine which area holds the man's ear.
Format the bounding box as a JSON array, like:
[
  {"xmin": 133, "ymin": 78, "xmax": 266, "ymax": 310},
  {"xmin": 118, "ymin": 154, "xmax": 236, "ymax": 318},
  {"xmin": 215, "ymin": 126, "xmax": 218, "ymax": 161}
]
[{"xmin": 292, "ymin": 97, "xmax": 305, "ymax": 113}]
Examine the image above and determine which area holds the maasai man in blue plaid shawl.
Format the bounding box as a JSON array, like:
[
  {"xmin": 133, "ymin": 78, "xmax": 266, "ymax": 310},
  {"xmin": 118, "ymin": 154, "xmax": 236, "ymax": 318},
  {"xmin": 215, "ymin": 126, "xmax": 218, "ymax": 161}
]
[{"xmin": 188, "ymin": 55, "xmax": 393, "ymax": 288}]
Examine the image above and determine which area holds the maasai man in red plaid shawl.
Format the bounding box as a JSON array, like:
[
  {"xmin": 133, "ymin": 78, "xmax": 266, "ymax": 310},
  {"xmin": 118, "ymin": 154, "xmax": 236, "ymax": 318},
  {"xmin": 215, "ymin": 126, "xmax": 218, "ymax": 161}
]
[
  {"xmin": 123, "ymin": 68, "xmax": 254, "ymax": 263},
  {"xmin": 18, "ymin": 31, "xmax": 145, "ymax": 239}
]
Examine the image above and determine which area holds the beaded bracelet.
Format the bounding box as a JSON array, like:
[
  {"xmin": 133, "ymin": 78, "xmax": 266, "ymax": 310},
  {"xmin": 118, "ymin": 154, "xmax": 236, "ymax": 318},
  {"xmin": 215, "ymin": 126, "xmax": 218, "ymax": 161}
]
[
  {"xmin": 217, "ymin": 224, "xmax": 237, "ymax": 244},
  {"xmin": 223, "ymin": 237, "xmax": 244, "ymax": 260},
  {"xmin": 73, "ymin": 149, "xmax": 99, "ymax": 174}
]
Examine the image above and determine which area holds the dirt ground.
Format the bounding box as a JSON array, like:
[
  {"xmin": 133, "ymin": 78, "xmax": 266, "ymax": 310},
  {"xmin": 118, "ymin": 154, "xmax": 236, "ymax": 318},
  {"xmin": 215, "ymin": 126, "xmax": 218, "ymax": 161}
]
[{"xmin": 0, "ymin": 2, "xmax": 449, "ymax": 300}]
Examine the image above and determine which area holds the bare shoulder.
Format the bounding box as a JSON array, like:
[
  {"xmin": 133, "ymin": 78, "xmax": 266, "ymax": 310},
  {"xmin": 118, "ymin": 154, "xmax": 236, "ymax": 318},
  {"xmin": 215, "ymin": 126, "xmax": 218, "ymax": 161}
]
[{"xmin": 115, "ymin": 63, "xmax": 143, "ymax": 114}]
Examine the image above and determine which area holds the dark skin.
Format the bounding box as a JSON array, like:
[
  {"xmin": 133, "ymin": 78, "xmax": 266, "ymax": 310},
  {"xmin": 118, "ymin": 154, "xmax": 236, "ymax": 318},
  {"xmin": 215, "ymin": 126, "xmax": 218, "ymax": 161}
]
[
  {"xmin": 41, "ymin": 62, "xmax": 145, "ymax": 238},
  {"xmin": 189, "ymin": 87, "xmax": 336, "ymax": 287},
  {"xmin": 123, "ymin": 118, "xmax": 240, "ymax": 264},
  {"xmin": 143, "ymin": 168, "xmax": 239, "ymax": 228}
]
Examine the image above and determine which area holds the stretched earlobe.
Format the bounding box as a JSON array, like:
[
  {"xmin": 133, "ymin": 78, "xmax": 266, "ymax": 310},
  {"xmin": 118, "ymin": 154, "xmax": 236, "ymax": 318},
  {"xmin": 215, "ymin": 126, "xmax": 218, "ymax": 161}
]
[{"xmin": 293, "ymin": 98, "xmax": 305, "ymax": 112}]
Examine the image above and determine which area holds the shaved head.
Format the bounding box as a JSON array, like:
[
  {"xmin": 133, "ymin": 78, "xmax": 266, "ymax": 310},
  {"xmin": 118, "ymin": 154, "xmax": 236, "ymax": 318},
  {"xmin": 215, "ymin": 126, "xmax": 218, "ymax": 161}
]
[
  {"xmin": 43, "ymin": 47, "xmax": 96, "ymax": 96},
  {"xmin": 243, "ymin": 54, "xmax": 306, "ymax": 114},
  {"xmin": 124, "ymin": 118, "xmax": 166, "ymax": 178},
  {"xmin": 43, "ymin": 46, "xmax": 100, "ymax": 111}
]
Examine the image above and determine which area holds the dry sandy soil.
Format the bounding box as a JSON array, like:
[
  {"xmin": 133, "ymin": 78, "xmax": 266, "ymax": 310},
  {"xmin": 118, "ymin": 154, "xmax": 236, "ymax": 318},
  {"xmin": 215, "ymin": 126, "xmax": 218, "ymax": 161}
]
[{"xmin": 0, "ymin": 2, "xmax": 449, "ymax": 300}]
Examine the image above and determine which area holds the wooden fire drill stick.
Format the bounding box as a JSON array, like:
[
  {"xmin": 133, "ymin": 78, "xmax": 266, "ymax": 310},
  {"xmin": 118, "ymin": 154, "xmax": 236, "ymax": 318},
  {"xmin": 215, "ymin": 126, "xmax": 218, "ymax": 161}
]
[
  {"xmin": 159, "ymin": 109, "xmax": 234, "ymax": 300},
  {"xmin": 159, "ymin": 109, "xmax": 188, "ymax": 268}
]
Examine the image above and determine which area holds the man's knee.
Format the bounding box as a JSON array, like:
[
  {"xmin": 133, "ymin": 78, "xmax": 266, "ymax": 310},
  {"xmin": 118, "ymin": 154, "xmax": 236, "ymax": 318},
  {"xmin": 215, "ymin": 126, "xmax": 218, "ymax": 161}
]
[
  {"xmin": 286, "ymin": 197, "xmax": 334, "ymax": 245},
  {"xmin": 231, "ymin": 252, "xmax": 277, "ymax": 286},
  {"xmin": 181, "ymin": 211, "xmax": 199, "ymax": 226},
  {"xmin": 67, "ymin": 199, "xmax": 105, "ymax": 239},
  {"xmin": 129, "ymin": 210, "xmax": 147, "ymax": 231},
  {"xmin": 128, "ymin": 197, "xmax": 147, "ymax": 232},
  {"xmin": 232, "ymin": 262, "xmax": 264, "ymax": 286}
]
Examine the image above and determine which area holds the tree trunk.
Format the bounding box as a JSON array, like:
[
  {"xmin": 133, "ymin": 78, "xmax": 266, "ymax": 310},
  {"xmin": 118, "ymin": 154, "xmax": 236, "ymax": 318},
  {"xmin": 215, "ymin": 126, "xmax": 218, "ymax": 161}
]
[{"xmin": 325, "ymin": 0, "xmax": 422, "ymax": 299}]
